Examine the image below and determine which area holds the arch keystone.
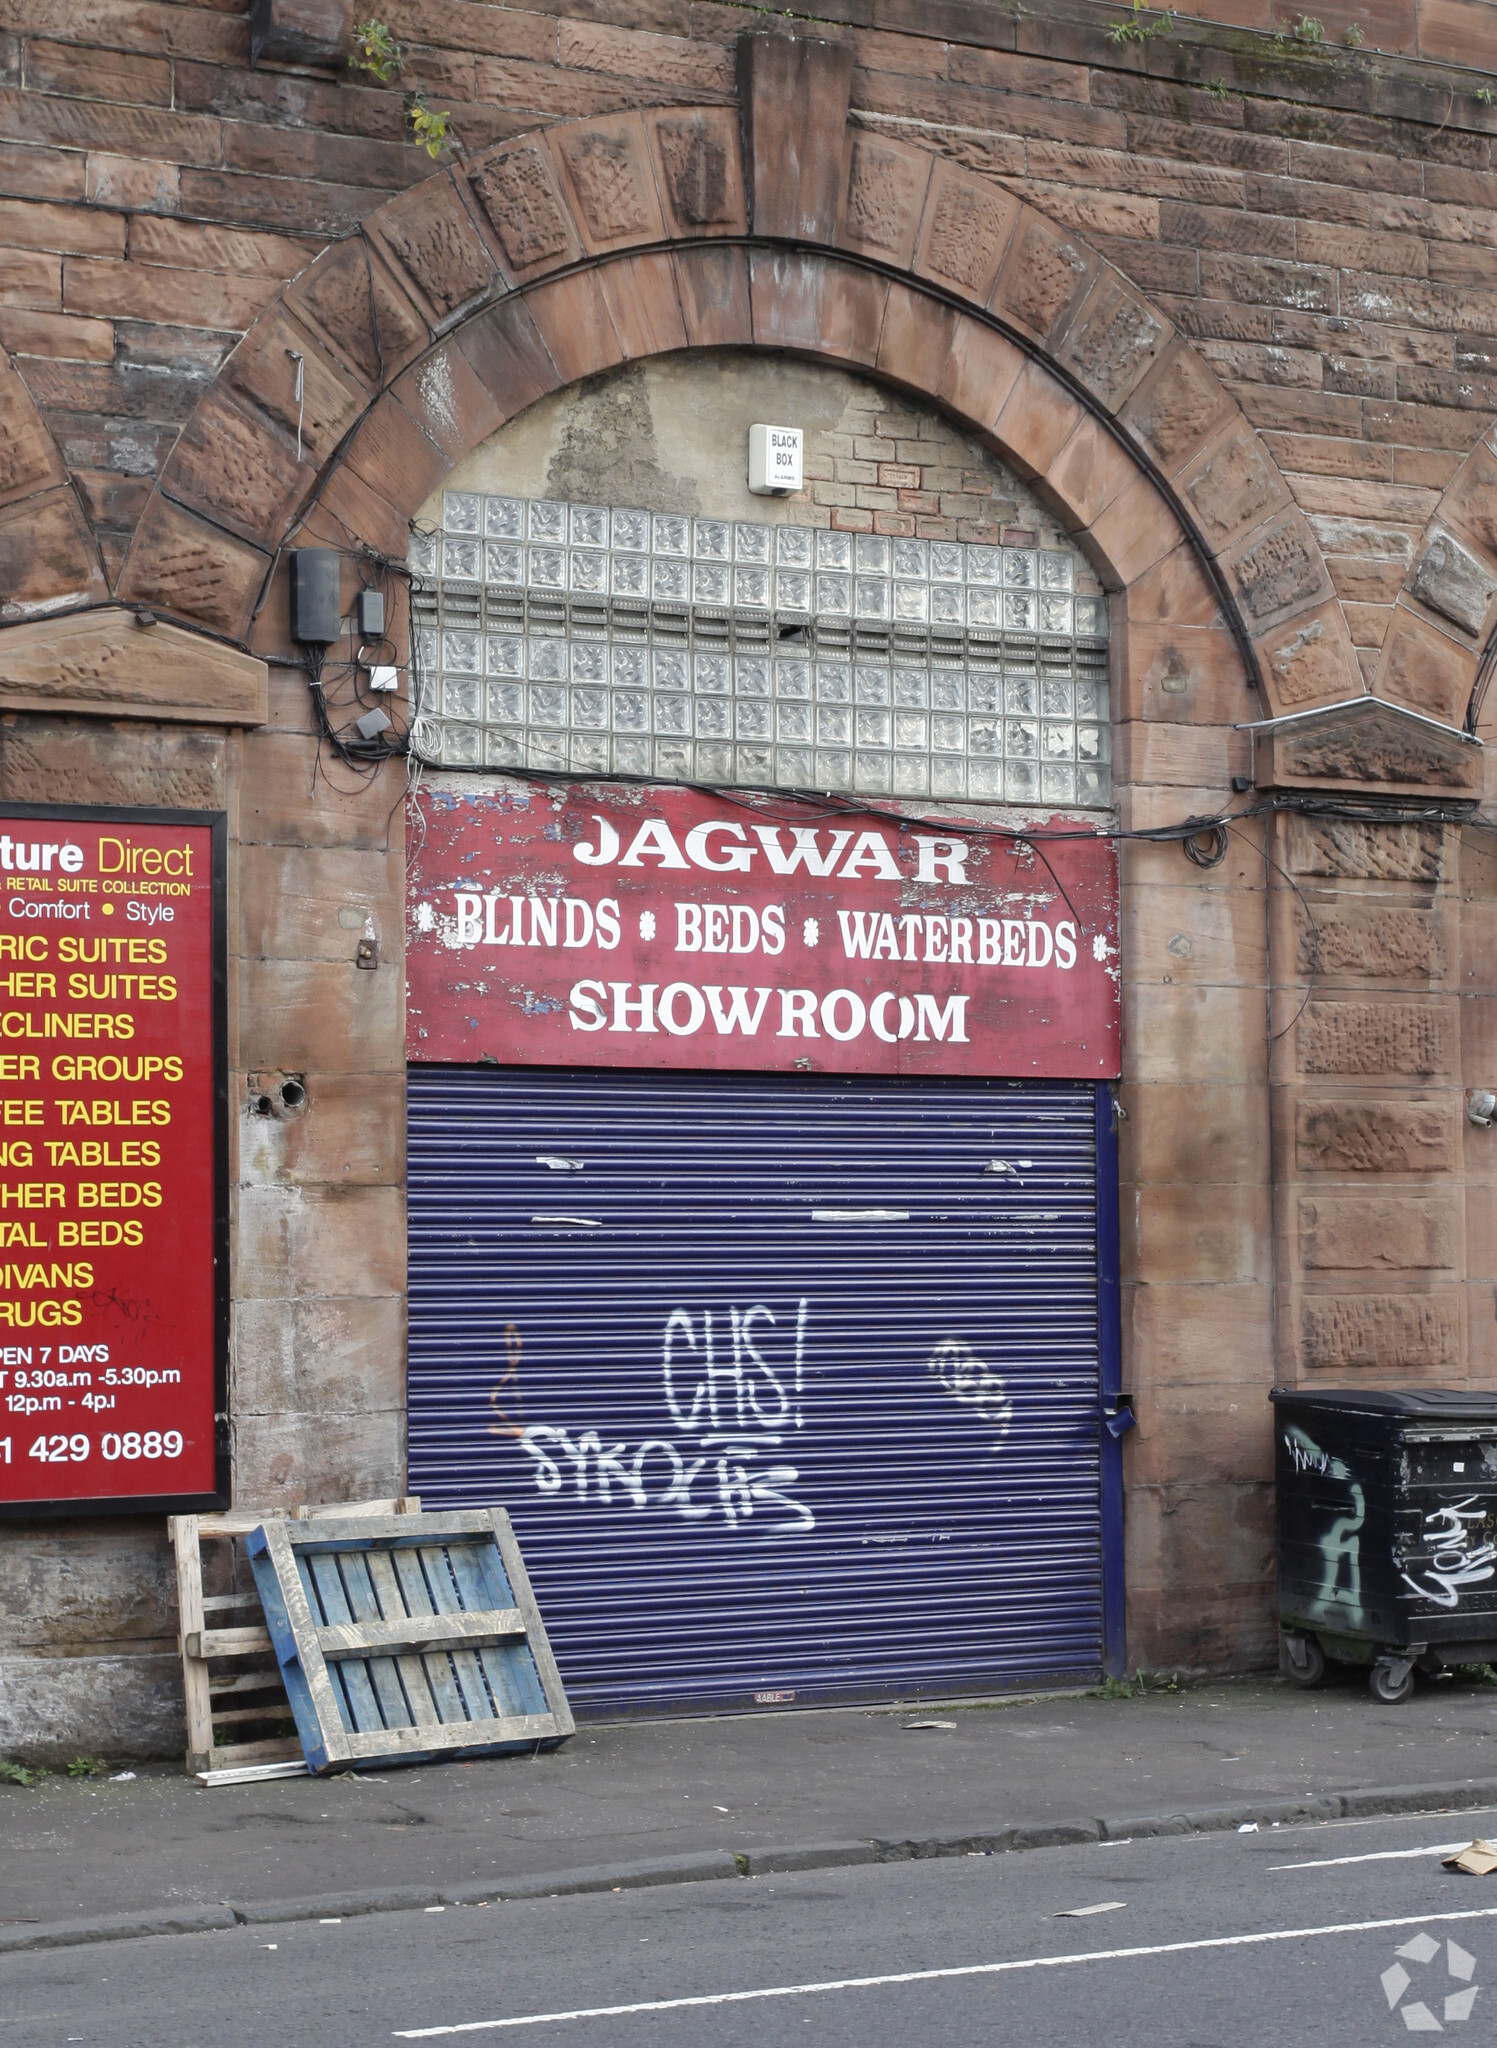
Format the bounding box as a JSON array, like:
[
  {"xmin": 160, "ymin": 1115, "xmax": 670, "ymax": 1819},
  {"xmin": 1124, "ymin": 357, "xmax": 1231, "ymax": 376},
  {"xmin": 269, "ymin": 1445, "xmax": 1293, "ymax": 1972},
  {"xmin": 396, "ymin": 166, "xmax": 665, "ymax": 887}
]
[
  {"xmin": 739, "ymin": 32, "xmax": 853, "ymax": 245},
  {"xmin": 103, "ymin": 80, "xmax": 1366, "ymax": 748}
]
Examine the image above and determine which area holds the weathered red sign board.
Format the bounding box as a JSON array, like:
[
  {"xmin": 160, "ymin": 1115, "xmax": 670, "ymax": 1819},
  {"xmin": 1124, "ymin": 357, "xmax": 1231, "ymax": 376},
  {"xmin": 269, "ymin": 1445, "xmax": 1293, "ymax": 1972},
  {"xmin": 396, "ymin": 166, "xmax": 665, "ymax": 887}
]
[
  {"xmin": 0, "ymin": 805, "xmax": 226, "ymax": 1516},
  {"xmin": 407, "ymin": 784, "xmax": 1119, "ymax": 1079}
]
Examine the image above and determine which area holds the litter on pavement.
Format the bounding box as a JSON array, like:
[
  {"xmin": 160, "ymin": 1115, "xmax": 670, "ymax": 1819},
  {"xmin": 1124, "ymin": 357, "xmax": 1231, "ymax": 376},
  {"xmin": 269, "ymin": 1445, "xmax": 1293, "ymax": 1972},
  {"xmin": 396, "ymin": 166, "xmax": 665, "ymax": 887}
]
[{"xmin": 1443, "ymin": 1840, "xmax": 1497, "ymax": 1875}]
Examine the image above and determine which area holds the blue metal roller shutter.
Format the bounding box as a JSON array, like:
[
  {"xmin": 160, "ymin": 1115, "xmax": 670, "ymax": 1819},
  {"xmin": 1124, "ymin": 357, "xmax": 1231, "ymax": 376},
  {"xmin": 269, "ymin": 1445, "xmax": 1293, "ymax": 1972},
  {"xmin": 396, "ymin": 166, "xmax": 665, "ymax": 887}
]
[{"xmin": 407, "ymin": 1066, "xmax": 1105, "ymax": 1714}]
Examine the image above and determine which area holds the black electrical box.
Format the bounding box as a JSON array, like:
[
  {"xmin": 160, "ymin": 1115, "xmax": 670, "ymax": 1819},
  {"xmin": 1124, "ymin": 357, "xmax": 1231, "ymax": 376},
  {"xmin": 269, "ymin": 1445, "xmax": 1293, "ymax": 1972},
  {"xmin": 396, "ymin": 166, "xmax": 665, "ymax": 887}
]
[
  {"xmin": 356, "ymin": 588, "xmax": 385, "ymax": 640},
  {"xmin": 291, "ymin": 549, "xmax": 342, "ymax": 645}
]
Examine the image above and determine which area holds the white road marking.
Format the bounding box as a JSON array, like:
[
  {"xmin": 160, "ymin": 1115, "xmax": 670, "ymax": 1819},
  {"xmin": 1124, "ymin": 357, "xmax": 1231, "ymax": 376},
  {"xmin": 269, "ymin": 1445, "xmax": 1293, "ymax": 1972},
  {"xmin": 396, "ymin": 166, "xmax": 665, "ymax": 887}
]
[
  {"xmin": 1270, "ymin": 1843, "xmax": 1471, "ymax": 1872},
  {"xmin": 392, "ymin": 1904, "xmax": 1497, "ymax": 2036},
  {"xmin": 1268, "ymin": 1807, "xmax": 1497, "ymax": 1840},
  {"xmin": 1055, "ymin": 1902, "xmax": 1127, "ymax": 1918}
]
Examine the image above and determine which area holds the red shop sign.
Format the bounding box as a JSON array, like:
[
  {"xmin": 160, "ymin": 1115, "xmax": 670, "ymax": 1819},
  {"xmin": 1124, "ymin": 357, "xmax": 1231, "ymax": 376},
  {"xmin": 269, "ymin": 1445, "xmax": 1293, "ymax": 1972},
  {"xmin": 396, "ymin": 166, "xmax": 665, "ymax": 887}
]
[
  {"xmin": 0, "ymin": 805, "xmax": 227, "ymax": 1517},
  {"xmin": 408, "ymin": 784, "xmax": 1119, "ymax": 1080}
]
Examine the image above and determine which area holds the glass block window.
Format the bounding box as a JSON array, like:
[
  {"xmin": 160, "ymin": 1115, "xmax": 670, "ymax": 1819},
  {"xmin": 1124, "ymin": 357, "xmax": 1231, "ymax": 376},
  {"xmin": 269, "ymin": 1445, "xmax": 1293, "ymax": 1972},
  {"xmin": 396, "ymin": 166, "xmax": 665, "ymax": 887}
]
[{"xmin": 411, "ymin": 492, "xmax": 1111, "ymax": 805}]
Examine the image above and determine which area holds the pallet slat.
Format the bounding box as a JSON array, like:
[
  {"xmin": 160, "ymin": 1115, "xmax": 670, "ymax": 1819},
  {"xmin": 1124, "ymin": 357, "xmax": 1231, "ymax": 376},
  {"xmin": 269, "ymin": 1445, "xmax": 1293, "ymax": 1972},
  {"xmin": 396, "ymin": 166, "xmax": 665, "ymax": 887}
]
[
  {"xmin": 409, "ymin": 1544, "xmax": 478, "ymax": 1726},
  {"xmin": 315, "ymin": 1609, "xmax": 524, "ymax": 1659},
  {"xmin": 185, "ymin": 1626, "xmax": 274, "ymax": 1658},
  {"xmin": 365, "ymin": 1549, "xmax": 442, "ymax": 1730},
  {"xmin": 205, "ymin": 1703, "xmax": 299, "ymax": 1729},
  {"xmin": 204, "ymin": 1736, "xmax": 303, "ymax": 1768},
  {"xmin": 246, "ymin": 1508, "xmax": 573, "ymax": 1774}
]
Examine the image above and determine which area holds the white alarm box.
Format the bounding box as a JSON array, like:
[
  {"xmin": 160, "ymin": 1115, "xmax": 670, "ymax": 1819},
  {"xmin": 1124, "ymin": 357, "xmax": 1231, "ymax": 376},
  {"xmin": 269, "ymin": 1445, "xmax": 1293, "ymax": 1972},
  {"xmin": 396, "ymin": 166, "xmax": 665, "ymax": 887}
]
[{"xmin": 748, "ymin": 423, "xmax": 804, "ymax": 496}]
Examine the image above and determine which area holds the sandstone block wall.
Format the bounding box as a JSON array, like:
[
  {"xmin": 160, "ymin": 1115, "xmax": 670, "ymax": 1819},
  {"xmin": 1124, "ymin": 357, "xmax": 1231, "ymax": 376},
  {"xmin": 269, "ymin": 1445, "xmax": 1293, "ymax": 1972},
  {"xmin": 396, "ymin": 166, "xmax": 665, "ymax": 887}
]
[{"xmin": 3, "ymin": 0, "xmax": 1497, "ymax": 1747}]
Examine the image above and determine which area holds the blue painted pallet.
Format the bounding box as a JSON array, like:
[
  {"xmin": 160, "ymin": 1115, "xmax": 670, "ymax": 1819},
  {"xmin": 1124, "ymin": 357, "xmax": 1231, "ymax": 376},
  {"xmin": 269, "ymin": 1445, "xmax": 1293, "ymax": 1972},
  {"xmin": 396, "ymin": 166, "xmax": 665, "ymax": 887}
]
[{"xmin": 246, "ymin": 1508, "xmax": 573, "ymax": 1773}]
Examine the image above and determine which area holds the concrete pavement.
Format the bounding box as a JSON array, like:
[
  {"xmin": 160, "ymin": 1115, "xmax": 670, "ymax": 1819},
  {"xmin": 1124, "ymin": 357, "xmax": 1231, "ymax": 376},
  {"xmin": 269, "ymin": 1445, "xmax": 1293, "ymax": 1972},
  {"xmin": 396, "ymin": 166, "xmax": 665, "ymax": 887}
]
[
  {"xmin": 9, "ymin": 1806, "xmax": 1497, "ymax": 2046},
  {"xmin": 5, "ymin": 1670, "xmax": 1497, "ymax": 1952}
]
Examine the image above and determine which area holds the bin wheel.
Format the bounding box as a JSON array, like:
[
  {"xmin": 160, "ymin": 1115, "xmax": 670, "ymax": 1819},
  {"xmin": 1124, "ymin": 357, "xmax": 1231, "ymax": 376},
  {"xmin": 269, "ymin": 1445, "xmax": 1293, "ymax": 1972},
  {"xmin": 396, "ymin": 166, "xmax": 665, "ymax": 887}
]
[
  {"xmin": 1283, "ymin": 1633, "xmax": 1325, "ymax": 1688},
  {"xmin": 1370, "ymin": 1658, "xmax": 1415, "ymax": 1705}
]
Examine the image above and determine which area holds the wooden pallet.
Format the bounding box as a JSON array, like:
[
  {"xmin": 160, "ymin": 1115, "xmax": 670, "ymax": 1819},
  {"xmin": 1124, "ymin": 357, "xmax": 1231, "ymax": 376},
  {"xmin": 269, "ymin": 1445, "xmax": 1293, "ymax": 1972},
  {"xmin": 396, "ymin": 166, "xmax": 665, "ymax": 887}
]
[
  {"xmin": 168, "ymin": 1498, "xmax": 418, "ymax": 1776},
  {"xmin": 245, "ymin": 1507, "xmax": 574, "ymax": 1774}
]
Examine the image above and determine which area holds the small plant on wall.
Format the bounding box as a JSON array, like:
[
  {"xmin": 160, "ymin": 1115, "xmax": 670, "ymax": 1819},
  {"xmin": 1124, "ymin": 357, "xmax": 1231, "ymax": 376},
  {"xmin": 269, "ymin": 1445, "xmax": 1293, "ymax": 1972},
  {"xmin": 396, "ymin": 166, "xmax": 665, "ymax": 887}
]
[
  {"xmin": 1107, "ymin": 0, "xmax": 1171, "ymax": 44},
  {"xmin": 348, "ymin": 18, "xmax": 403, "ymax": 81},
  {"xmin": 406, "ymin": 93, "xmax": 454, "ymax": 159},
  {"xmin": 346, "ymin": 18, "xmax": 457, "ymax": 159}
]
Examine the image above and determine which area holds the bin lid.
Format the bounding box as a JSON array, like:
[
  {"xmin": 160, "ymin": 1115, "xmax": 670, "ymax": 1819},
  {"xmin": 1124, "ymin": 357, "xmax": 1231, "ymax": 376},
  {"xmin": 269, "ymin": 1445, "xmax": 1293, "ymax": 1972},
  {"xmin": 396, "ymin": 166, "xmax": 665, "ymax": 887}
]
[{"xmin": 1271, "ymin": 1388, "xmax": 1497, "ymax": 1419}]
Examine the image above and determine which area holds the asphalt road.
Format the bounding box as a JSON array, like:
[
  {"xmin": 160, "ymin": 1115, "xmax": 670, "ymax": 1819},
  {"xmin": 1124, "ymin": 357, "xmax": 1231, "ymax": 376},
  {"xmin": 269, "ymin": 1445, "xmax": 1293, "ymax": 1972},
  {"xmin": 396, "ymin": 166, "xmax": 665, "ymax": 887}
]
[{"xmin": 8, "ymin": 1807, "xmax": 1497, "ymax": 2047}]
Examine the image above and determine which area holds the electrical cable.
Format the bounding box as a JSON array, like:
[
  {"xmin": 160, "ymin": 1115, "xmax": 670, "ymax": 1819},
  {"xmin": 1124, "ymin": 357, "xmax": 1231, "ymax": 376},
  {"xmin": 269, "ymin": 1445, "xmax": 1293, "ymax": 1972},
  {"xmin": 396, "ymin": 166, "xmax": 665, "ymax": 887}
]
[{"xmin": 298, "ymin": 540, "xmax": 428, "ymax": 795}]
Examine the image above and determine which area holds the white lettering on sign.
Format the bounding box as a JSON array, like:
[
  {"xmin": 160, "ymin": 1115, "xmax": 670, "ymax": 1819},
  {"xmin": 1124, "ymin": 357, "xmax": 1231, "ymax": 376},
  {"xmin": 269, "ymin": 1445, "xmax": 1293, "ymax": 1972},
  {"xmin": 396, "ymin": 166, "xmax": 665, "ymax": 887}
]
[
  {"xmin": 451, "ymin": 893, "xmax": 622, "ymax": 951},
  {"xmin": 0, "ymin": 839, "xmax": 85, "ymax": 874},
  {"xmin": 836, "ymin": 911, "xmax": 1076, "ymax": 968},
  {"xmin": 565, "ymin": 980, "xmax": 969, "ymax": 1044},
  {"xmin": 569, "ymin": 818, "xmax": 970, "ymax": 884},
  {"xmin": 675, "ymin": 903, "xmax": 785, "ymax": 955},
  {"xmin": 405, "ymin": 786, "xmax": 1122, "ymax": 1079}
]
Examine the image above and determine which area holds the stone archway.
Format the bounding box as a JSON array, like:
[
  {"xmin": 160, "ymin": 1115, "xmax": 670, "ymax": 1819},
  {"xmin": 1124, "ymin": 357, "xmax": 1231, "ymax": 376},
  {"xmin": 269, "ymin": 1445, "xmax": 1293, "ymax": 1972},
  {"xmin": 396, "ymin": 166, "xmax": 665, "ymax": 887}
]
[{"xmin": 78, "ymin": 32, "xmax": 1379, "ymax": 740}]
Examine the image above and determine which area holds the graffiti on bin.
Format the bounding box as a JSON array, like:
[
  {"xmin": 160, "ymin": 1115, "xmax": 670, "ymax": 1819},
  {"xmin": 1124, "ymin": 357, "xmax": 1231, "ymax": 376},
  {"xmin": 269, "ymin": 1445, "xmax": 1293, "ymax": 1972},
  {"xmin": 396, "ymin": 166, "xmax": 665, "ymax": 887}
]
[
  {"xmin": 1285, "ymin": 1426, "xmax": 1366, "ymax": 1630},
  {"xmin": 1399, "ymin": 1498, "xmax": 1497, "ymax": 1611}
]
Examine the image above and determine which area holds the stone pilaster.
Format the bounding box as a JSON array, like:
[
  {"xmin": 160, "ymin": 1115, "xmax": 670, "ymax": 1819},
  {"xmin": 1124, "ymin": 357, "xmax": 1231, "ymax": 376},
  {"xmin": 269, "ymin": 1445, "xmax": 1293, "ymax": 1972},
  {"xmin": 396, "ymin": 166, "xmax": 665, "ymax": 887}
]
[{"xmin": 1270, "ymin": 813, "xmax": 1469, "ymax": 1389}]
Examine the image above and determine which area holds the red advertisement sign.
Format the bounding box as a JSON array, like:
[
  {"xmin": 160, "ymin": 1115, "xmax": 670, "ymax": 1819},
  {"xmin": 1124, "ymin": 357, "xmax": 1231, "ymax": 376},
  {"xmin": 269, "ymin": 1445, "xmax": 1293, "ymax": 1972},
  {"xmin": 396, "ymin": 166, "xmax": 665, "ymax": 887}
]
[
  {"xmin": 408, "ymin": 784, "xmax": 1119, "ymax": 1079},
  {"xmin": 0, "ymin": 806, "xmax": 226, "ymax": 1516}
]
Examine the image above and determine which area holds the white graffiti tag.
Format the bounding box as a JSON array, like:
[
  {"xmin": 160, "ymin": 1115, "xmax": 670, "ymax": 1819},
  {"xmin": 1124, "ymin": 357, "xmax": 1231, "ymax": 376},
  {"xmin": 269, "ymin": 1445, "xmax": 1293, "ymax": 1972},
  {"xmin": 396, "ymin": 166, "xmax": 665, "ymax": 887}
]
[
  {"xmin": 1400, "ymin": 1498, "xmax": 1497, "ymax": 1610},
  {"xmin": 517, "ymin": 1299, "xmax": 814, "ymax": 1536},
  {"xmin": 1285, "ymin": 1426, "xmax": 1366, "ymax": 1626},
  {"xmin": 517, "ymin": 1426, "xmax": 813, "ymax": 1534},
  {"xmin": 926, "ymin": 1337, "xmax": 1012, "ymax": 1440}
]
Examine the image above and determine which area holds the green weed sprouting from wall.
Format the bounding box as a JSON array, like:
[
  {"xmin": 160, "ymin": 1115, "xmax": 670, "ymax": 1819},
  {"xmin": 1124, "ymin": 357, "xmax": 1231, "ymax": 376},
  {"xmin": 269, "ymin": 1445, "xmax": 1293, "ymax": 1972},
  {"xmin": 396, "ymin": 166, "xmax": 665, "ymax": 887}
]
[
  {"xmin": 1107, "ymin": 0, "xmax": 1171, "ymax": 45},
  {"xmin": 407, "ymin": 95, "xmax": 455, "ymax": 159},
  {"xmin": 348, "ymin": 19, "xmax": 404, "ymax": 82}
]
